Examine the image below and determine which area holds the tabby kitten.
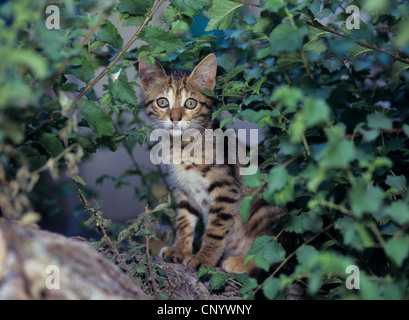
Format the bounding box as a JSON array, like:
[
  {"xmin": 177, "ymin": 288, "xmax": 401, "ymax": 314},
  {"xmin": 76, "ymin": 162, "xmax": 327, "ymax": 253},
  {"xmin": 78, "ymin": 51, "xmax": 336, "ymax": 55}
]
[{"xmin": 139, "ymin": 54, "xmax": 286, "ymax": 274}]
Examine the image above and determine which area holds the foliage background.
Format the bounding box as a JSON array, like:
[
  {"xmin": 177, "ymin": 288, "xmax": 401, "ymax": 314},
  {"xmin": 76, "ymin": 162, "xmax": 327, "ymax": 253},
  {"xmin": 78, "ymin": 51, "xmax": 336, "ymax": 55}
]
[{"xmin": 1, "ymin": 0, "xmax": 409, "ymax": 299}]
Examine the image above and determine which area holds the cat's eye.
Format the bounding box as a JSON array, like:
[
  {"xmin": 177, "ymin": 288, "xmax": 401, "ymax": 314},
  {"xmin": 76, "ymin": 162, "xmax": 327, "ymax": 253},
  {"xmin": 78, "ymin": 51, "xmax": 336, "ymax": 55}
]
[
  {"xmin": 157, "ymin": 97, "xmax": 169, "ymax": 108},
  {"xmin": 184, "ymin": 98, "xmax": 197, "ymax": 110}
]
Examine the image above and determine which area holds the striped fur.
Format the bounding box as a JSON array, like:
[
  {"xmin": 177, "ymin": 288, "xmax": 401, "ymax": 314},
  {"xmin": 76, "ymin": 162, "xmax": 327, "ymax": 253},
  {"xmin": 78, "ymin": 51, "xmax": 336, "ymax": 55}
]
[{"xmin": 139, "ymin": 54, "xmax": 286, "ymax": 274}]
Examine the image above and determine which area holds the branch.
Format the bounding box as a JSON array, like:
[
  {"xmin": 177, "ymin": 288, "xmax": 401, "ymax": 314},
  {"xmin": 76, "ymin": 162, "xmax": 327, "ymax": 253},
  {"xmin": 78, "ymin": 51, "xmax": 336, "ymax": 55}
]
[{"xmin": 300, "ymin": 18, "xmax": 409, "ymax": 65}]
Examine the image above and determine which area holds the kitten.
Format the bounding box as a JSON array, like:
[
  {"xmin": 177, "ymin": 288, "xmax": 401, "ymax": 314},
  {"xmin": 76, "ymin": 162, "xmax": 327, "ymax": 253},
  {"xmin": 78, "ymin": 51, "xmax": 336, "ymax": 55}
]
[{"xmin": 139, "ymin": 54, "xmax": 287, "ymax": 274}]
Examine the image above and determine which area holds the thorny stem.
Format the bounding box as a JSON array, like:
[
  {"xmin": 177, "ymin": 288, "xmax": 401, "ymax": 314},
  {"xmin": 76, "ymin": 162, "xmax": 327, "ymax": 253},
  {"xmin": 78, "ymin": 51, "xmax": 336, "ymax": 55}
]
[
  {"xmin": 144, "ymin": 206, "xmax": 159, "ymax": 300},
  {"xmin": 73, "ymin": 181, "xmax": 140, "ymax": 287}
]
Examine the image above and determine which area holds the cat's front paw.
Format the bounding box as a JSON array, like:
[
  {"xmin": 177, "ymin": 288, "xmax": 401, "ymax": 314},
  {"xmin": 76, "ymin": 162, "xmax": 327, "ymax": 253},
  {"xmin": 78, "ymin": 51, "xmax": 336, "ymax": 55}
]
[
  {"xmin": 183, "ymin": 254, "xmax": 214, "ymax": 270},
  {"xmin": 159, "ymin": 247, "xmax": 186, "ymax": 263},
  {"xmin": 222, "ymin": 256, "xmax": 258, "ymax": 275}
]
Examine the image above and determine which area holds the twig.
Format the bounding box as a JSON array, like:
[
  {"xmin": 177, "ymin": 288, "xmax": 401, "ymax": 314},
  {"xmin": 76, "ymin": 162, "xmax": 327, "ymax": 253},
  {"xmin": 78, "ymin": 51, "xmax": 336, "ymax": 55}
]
[
  {"xmin": 253, "ymin": 222, "xmax": 336, "ymax": 296},
  {"xmin": 144, "ymin": 206, "xmax": 159, "ymax": 300},
  {"xmin": 230, "ymin": 0, "xmax": 260, "ymax": 7},
  {"xmin": 343, "ymin": 128, "xmax": 404, "ymax": 140}
]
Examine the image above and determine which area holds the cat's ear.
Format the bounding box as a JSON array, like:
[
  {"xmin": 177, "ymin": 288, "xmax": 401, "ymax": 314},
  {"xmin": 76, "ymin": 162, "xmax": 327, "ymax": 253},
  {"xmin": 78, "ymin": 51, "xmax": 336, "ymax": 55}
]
[
  {"xmin": 139, "ymin": 58, "xmax": 167, "ymax": 91},
  {"xmin": 188, "ymin": 53, "xmax": 217, "ymax": 92}
]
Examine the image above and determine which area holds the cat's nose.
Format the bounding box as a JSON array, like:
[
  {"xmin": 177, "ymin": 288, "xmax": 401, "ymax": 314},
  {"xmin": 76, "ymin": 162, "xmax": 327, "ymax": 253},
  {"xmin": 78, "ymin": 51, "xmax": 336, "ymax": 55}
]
[{"xmin": 170, "ymin": 116, "xmax": 181, "ymax": 123}]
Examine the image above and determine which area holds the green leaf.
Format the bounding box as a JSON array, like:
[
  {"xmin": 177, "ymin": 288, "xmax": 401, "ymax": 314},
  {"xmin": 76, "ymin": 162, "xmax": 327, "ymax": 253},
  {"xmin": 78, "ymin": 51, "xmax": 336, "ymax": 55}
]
[
  {"xmin": 242, "ymin": 171, "xmax": 262, "ymax": 188},
  {"xmin": 37, "ymin": 132, "xmax": 64, "ymax": 158},
  {"xmin": 270, "ymin": 25, "xmax": 309, "ymax": 52},
  {"xmin": 240, "ymin": 109, "xmax": 272, "ymax": 124},
  {"xmin": 384, "ymin": 236, "xmax": 409, "ymax": 267},
  {"xmin": 264, "ymin": 166, "xmax": 289, "ymax": 199},
  {"xmin": 335, "ymin": 217, "xmax": 364, "ymax": 250},
  {"xmin": 264, "ymin": 0, "xmax": 285, "ymax": 12},
  {"xmin": 321, "ymin": 140, "xmax": 356, "ymax": 169},
  {"xmin": 72, "ymin": 175, "xmax": 87, "ymax": 186},
  {"xmin": 240, "ymin": 277, "xmax": 258, "ymax": 295},
  {"xmin": 117, "ymin": 0, "xmax": 153, "ymax": 15},
  {"xmin": 403, "ymin": 124, "xmax": 409, "ymax": 137},
  {"xmin": 239, "ymin": 195, "xmax": 252, "ymax": 223},
  {"xmin": 276, "ymin": 54, "xmax": 303, "ymax": 69},
  {"xmin": 206, "ymin": 0, "xmax": 243, "ymax": 31},
  {"xmin": 348, "ymin": 181, "xmax": 384, "ymax": 218},
  {"xmin": 262, "ymin": 277, "xmax": 280, "ymax": 300},
  {"xmin": 322, "ymin": 58, "xmax": 342, "ymax": 73},
  {"xmin": 219, "ymin": 118, "xmax": 233, "ymax": 129},
  {"xmin": 97, "ymin": 20, "xmax": 123, "ymax": 49},
  {"xmin": 385, "ymin": 201, "xmax": 409, "ymax": 225},
  {"xmin": 248, "ymin": 235, "xmax": 273, "ymax": 255},
  {"xmin": 391, "ymin": 61, "xmax": 409, "ymax": 79},
  {"xmin": 108, "ymin": 70, "xmax": 138, "ymax": 106},
  {"xmin": 170, "ymin": 0, "xmax": 209, "ymax": 11},
  {"xmin": 253, "ymin": 17, "xmax": 272, "ymax": 34},
  {"xmin": 289, "ymin": 97, "xmax": 330, "ymax": 143},
  {"xmin": 303, "ymin": 97, "xmax": 330, "ymax": 127},
  {"xmin": 70, "ymin": 55, "xmax": 94, "ymax": 84},
  {"xmin": 13, "ymin": 49, "xmax": 48, "ymax": 80},
  {"xmin": 270, "ymin": 86, "xmax": 303, "ymax": 110},
  {"xmin": 0, "ymin": 120, "xmax": 25, "ymax": 145},
  {"xmin": 385, "ymin": 175, "xmax": 407, "ymax": 191},
  {"xmin": 296, "ymin": 245, "xmax": 319, "ymax": 267},
  {"xmin": 367, "ymin": 113, "xmax": 392, "ymax": 130},
  {"xmin": 79, "ymin": 100, "xmax": 114, "ymax": 138},
  {"xmin": 209, "ymin": 272, "xmax": 228, "ymax": 291},
  {"xmin": 348, "ymin": 43, "xmax": 373, "ymax": 60},
  {"xmin": 254, "ymin": 252, "xmax": 270, "ymax": 271},
  {"xmin": 302, "ymin": 212, "xmax": 323, "ymax": 233},
  {"xmin": 284, "ymin": 214, "xmax": 303, "ymax": 233},
  {"xmin": 197, "ymin": 267, "xmax": 210, "ymax": 278},
  {"xmin": 141, "ymin": 26, "xmax": 184, "ymax": 53},
  {"xmin": 303, "ymin": 38, "xmax": 327, "ymax": 55},
  {"xmin": 212, "ymin": 103, "xmax": 239, "ymax": 120},
  {"xmin": 263, "ymin": 241, "xmax": 285, "ymax": 264}
]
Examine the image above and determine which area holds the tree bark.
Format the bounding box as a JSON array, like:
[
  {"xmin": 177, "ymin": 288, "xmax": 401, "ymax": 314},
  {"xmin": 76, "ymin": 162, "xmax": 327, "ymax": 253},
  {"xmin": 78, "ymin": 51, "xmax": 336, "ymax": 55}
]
[
  {"xmin": 0, "ymin": 218, "xmax": 303, "ymax": 300},
  {"xmin": 152, "ymin": 258, "xmax": 243, "ymax": 300},
  {"xmin": 0, "ymin": 218, "xmax": 149, "ymax": 300}
]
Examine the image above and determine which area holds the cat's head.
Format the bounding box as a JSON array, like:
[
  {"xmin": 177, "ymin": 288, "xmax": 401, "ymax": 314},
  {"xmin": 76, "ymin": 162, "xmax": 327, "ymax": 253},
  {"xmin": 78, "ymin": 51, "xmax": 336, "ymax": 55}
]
[{"xmin": 139, "ymin": 54, "xmax": 217, "ymax": 136}]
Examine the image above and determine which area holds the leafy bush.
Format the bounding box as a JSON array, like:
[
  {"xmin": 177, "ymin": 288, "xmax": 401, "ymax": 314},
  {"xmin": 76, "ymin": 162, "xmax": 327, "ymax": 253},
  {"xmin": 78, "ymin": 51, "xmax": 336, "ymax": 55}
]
[{"xmin": 1, "ymin": 0, "xmax": 409, "ymax": 299}]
